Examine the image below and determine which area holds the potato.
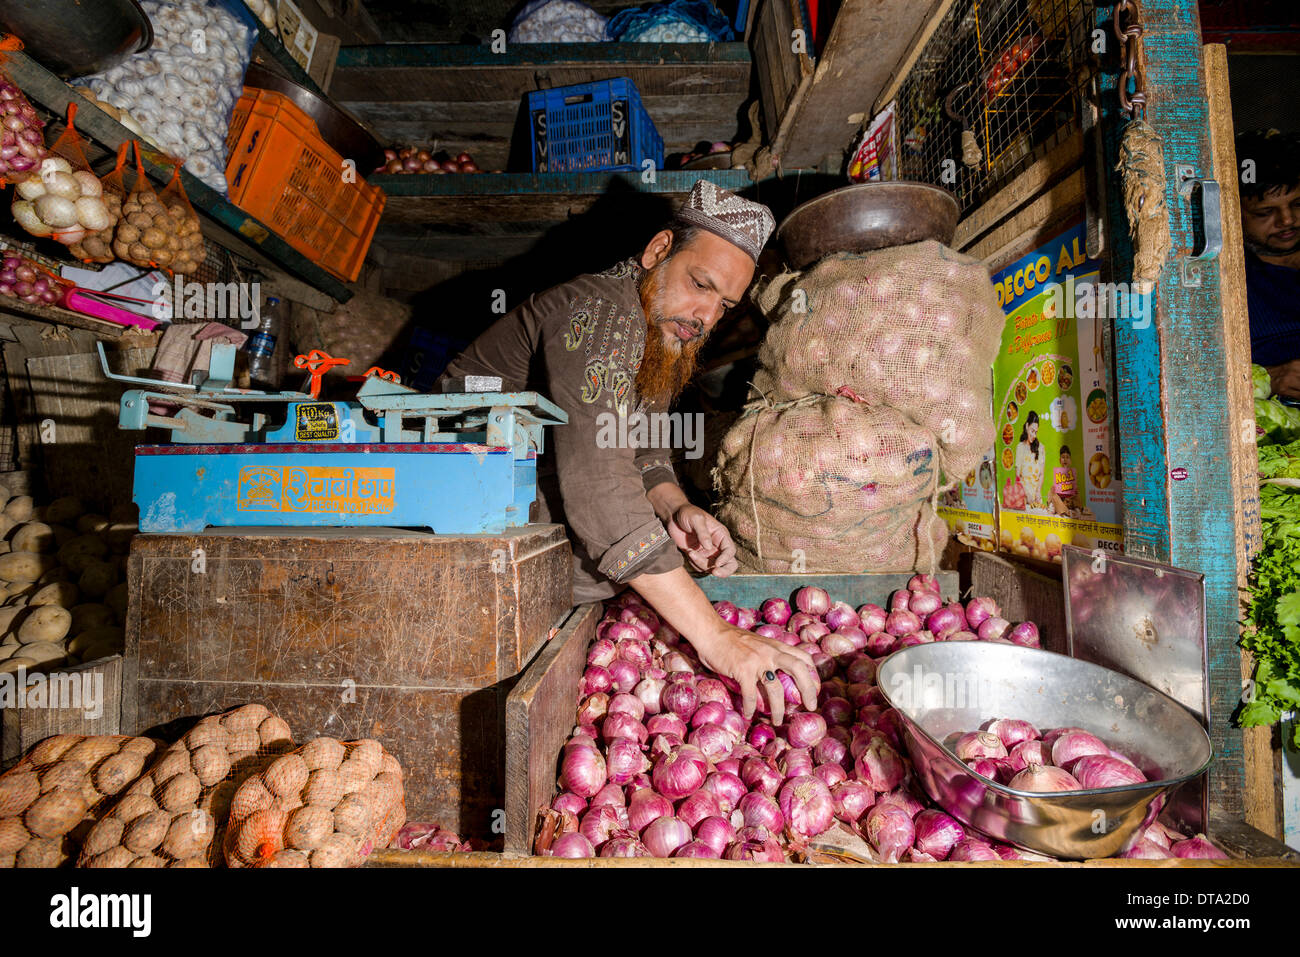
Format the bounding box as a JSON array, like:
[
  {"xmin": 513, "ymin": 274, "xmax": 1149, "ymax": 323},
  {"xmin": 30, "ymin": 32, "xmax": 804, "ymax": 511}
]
[
  {"xmin": 120, "ymin": 737, "xmax": 159, "ymax": 757},
  {"xmin": 369, "ymin": 771, "xmax": 403, "ymax": 812},
  {"xmin": 0, "ymin": 551, "xmax": 54, "ymax": 583},
  {"xmin": 332, "ymin": 793, "xmax": 371, "ymax": 838},
  {"xmin": 85, "ymin": 845, "xmax": 136, "ymax": 868},
  {"xmin": 227, "ymin": 728, "xmax": 260, "ymax": 753},
  {"xmin": 123, "ymin": 809, "xmax": 170, "ymax": 854},
  {"xmin": 162, "ymin": 808, "xmax": 213, "ymax": 860},
  {"xmin": 27, "ymin": 735, "xmax": 80, "ymax": 766},
  {"xmin": 0, "ymin": 815, "xmax": 30, "ymax": 852},
  {"xmin": 62, "ymin": 736, "xmax": 121, "ymax": 769},
  {"xmin": 337, "ymin": 756, "xmax": 372, "ymax": 796},
  {"xmin": 3, "ymin": 580, "xmax": 37, "ymax": 601},
  {"xmin": 0, "ymin": 656, "xmax": 37, "ymax": 675},
  {"xmin": 94, "ymin": 751, "xmax": 146, "ymax": 796},
  {"xmin": 58, "ymin": 535, "xmax": 108, "ymax": 574},
  {"xmin": 0, "ymin": 642, "xmax": 14, "ymax": 662},
  {"xmin": 301, "ymin": 736, "xmax": 346, "ymax": 772},
  {"xmin": 3, "ymin": 496, "xmax": 33, "ymax": 523},
  {"xmin": 184, "ymin": 719, "xmax": 231, "ymax": 752},
  {"xmin": 77, "ymin": 561, "xmax": 118, "ymax": 599},
  {"xmin": 229, "ymin": 778, "xmax": 274, "ymax": 822},
  {"xmin": 159, "ymin": 772, "xmax": 201, "ymax": 813},
  {"xmin": 263, "ymin": 847, "xmax": 310, "ymax": 868},
  {"xmin": 44, "ymin": 497, "xmax": 83, "ymax": 525},
  {"xmin": 16, "ymin": 641, "xmax": 66, "ymax": 670},
  {"xmin": 12, "ymin": 522, "xmax": 56, "ymax": 554},
  {"xmin": 303, "ymin": 769, "xmax": 343, "ymax": 808},
  {"xmin": 111, "ymin": 793, "xmax": 158, "ymax": 822},
  {"xmin": 0, "ymin": 849, "xmax": 12, "ymax": 867},
  {"xmin": 168, "ymin": 856, "xmax": 207, "ymax": 868},
  {"xmin": 36, "ymin": 565, "xmax": 70, "ymax": 586},
  {"xmin": 380, "ymin": 752, "xmax": 402, "ymax": 778},
  {"xmin": 282, "ymin": 805, "xmax": 333, "ymax": 852},
  {"xmin": 17, "ymin": 605, "xmax": 71, "ymax": 644},
  {"xmin": 257, "ymin": 714, "xmax": 292, "ymax": 749},
  {"xmin": 39, "ymin": 760, "xmax": 88, "ymax": 794},
  {"xmin": 129, "ymin": 853, "xmax": 167, "ymax": 867},
  {"xmin": 151, "ymin": 749, "xmax": 192, "ymax": 784},
  {"xmin": 25, "ymin": 788, "xmax": 89, "ymax": 838},
  {"xmin": 81, "ymin": 817, "xmax": 124, "ymax": 858},
  {"xmin": 263, "ymin": 754, "xmax": 309, "ymax": 799},
  {"xmin": 76, "ymin": 514, "xmax": 110, "ymax": 536},
  {"xmin": 107, "ymin": 583, "xmax": 128, "ymax": 623},
  {"xmin": 189, "ymin": 744, "xmax": 231, "ymax": 787},
  {"xmin": 68, "ymin": 603, "xmax": 114, "ymax": 636},
  {"xmin": 223, "ymin": 703, "xmax": 271, "ymax": 731},
  {"xmin": 72, "ymin": 625, "xmax": 123, "ymax": 654},
  {"xmin": 233, "ymin": 807, "xmax": 285, "ymax": 864},
  {"xmin": 198, "ymin": 780, "xmax": 237, "ymax": 823},
  {"xmin": 310, "ymin": 831, "xmax": 361, "ymax": 868},
  {"xmin": 16, "ymin": 837, "xmax": 64, "ymax": 868}
]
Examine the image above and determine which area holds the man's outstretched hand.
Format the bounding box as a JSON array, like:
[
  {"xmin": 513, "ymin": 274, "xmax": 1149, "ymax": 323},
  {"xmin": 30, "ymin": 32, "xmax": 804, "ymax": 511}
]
[{"xmin": 668, "ymin": 504, "xmax": 739, "ymax": 577}]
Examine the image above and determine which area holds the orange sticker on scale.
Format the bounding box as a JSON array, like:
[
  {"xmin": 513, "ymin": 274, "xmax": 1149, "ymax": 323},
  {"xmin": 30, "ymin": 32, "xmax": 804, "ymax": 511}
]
[{"xmin": 237, "ymin": 465, "xmax": 396, "ymax": 513}]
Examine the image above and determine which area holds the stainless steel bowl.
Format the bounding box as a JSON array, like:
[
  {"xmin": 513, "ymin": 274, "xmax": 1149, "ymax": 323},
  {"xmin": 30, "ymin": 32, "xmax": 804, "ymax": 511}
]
[
  {"xmin": 876, "ymin": 642, "xmax": 1213, "ymax": 860},
  {"xmin": 0, "ymin": 0, "xmax": 153, "ymax": 78}
]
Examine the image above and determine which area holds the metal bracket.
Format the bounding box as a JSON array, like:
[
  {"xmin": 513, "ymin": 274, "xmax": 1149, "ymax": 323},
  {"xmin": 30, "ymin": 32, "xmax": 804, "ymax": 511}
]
[{"xmin": 1175, "ymin": 164, "xmax": 1223, "ymax": 260}]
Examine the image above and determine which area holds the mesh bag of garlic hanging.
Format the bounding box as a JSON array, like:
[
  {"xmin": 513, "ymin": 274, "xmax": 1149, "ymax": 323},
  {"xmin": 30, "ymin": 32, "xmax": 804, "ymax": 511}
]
[
  {"xmin": 755, "ymin": 242, "xmax": 1001, "ymax": 483},
  {"xmin": 76, "ymin": 703, "xmax": 295, "ymax": 868},
  {"xmin": 222, "ymin": 738, "xmax": 407, "ymax": 869},
  {"xmin": 74, "ymin": 0, "xmax": 257, "ymax": 196},
  {"xmin": 0, "ymin": 734, "xmax": 164, "ymax": 868},
  {"xmin": 714, "ymin": 397, "xmax": 949, "ymax": 573}
]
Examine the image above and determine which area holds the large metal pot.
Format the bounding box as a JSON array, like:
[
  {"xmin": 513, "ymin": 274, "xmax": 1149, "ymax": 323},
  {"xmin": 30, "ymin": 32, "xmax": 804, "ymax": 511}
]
[
  {"xmin": 244, "ymin": 63, "xmax": 385, "ymax": 173},
  {"xmin": 0, "ymin": 0, "xmax": 153, "ymax": 78}
]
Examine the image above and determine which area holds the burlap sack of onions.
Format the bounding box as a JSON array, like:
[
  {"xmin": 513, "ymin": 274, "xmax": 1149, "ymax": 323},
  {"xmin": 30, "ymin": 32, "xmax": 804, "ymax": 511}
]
[
  {"xmin": 0, "ymin": 734, "xmax": 164, "ymax": 868},
  {"xmin": 76, "ymin": 703, "xmax": 294, "ymax": 868},
  {"xmin": 222, "ymin": 737, "xmax": 406, "ymax": 868}
]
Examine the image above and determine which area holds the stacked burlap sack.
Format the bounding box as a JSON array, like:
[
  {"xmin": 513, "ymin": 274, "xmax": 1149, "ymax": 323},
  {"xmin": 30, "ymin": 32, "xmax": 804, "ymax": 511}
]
[{"xmin": 715, "ymin": 241, "xmax": 1002, "ymax": 573}]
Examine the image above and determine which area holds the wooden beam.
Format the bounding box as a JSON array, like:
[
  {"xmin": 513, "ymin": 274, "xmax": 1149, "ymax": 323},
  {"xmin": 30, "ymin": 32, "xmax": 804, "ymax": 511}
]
[
  {"xmin": 873, "ymin": 0, "xmax": 959, "ymax": 115},
  {"xmin": 965, "ymin": 169, "xmax": 1086, "ymax": 267}
]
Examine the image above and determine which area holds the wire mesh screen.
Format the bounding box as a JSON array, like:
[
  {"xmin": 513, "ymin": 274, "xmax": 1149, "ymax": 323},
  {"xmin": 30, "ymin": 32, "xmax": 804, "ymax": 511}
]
[{"xmin": 892, "ymin": 0, "xmax": 1096, "ymax": 213}]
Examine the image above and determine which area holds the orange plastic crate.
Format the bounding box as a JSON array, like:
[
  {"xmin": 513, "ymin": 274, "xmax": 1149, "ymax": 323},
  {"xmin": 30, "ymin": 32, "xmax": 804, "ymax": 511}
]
[{"xmin": 225, "ymin": 88, "xmax": 385, "ymax": 283}]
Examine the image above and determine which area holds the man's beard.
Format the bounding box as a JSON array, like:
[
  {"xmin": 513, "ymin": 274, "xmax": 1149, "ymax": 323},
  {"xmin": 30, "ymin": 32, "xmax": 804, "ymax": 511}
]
[
  {"xmin": 1246, "ymin": 233, "xmax": 1300, "ymax": 258},
  {"xmin": 636, "ymin": 263, "xmax": 707, "ymax": 408}
]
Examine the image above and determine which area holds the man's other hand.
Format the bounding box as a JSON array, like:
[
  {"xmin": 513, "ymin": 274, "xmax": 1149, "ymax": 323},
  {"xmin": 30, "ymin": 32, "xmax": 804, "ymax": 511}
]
[{"xmin": 667, "ymin": 504, "xmax": 739, "ymax": 577}]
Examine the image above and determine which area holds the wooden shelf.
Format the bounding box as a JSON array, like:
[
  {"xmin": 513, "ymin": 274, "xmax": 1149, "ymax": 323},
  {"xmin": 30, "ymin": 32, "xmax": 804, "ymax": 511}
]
[
  {"xmin": 332, "ymin": 43, "xmax": 753, "ymax": 172},
  {"xmin": 5, "ymin": 51, "xmax": 355, "ymax": 304},
  {"xmin": 0, "ymin": 295, "xmax": 134, "ymax": 338}
]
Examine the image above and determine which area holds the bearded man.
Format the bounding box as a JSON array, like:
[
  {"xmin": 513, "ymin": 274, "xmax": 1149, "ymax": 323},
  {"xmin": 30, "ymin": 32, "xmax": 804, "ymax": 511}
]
[
  {"xmin": 1237, "ymin": 129, "xmax": 1300, "ymax": 398},
  {"xmin": 438, "ymin": 181, "xmax": 817, "ymax": 720}
]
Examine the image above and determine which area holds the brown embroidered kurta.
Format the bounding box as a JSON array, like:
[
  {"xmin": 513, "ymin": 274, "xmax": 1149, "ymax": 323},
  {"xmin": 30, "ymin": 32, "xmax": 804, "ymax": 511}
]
[{"xmin": 437, "ymin": 259, "xmax": 682, "ymax": 602}]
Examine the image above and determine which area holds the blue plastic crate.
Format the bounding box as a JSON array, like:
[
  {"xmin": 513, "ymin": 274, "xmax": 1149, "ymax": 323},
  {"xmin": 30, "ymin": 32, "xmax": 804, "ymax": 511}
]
[{"xmin": 526, "ymin": 78, "xmax": 663, "ymax": 173}]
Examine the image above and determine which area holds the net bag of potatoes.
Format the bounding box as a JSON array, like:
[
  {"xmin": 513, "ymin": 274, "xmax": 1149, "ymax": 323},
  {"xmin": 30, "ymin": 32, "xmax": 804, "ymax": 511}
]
[
  {"xmin": 76, "ymin": 703, "xmax": 295, "ymax": 868},
  {"xmin": 9, "ymin": 104, "xmax": 116, "ymax": 252},
  {"xmin": 112, "ymin": 140, "xmax": 181, "ymax": 271},
  {"xmin": 0, "ymin": 734, "xmax": 163, "ymax": 868},
  {"xmin": 222, "ymin": 738, "xmax": 407, "ymax": 868},
  {"xmin": 755, "ymin": 241, "xmax": 1002, "ymax": 480},
  {"xmin": 714, "ymin": 396, "xmax": 948, "ymax": 573},
  {"xmin": 159, "ymin": 159, "xmax": 205, "ymax": 276}
]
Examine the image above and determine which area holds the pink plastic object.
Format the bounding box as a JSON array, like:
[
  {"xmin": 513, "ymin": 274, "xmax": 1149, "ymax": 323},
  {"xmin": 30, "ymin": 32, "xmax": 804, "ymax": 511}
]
[{"xmin": 62, "ymin": 289, "xmax": 159, "ymax": 331}]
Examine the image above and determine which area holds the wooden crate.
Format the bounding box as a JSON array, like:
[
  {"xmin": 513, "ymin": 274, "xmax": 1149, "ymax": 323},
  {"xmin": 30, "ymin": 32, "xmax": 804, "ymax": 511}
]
[
  {"xmin": 122, "ymin": 524, "xmax": 572, "ymax": 837},
  {"xmin": 1, "ymin": 656, "xmax": 123, "ymax": 769}
]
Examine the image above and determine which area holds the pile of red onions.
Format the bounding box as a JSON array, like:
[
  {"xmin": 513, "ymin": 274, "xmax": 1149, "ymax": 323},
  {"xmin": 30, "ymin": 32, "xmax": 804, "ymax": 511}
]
[
  {"xmin": 951, "ymin": 720, "xmax": 1149, "ymax": 793},
  {"xmin": 535, "ymin": 575, "xmax": 1226, "ymax": 863},
  {"xmin": 0, "ymin": 252, "xmax": 66, "ymax": 306},
  {"xmin": 374, "ymin": 147, "xmax": 485, "ymax": 174},
  {"xmin": 0, "ymin": 79, "xmax": 47, "ymax": 181},
  {"xmin": 394, "ymin": 822, "xmax": 473, "ymax": 852}
]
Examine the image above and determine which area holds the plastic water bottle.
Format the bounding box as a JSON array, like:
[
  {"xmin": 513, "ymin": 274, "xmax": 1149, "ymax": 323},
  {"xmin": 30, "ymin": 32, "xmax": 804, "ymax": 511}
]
[{"xmin": 244, "ymin": 295, "xmax": 287, "ymax": 391}]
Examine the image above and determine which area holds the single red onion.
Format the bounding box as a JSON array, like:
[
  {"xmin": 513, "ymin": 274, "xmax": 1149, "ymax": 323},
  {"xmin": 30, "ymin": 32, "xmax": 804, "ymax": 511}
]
[
  {"xmin": 895, "ymin": 634, "xmax": 929, "ymax": 648},
  {"xmin": 909, "ymin": 591, "xmax": 943, "ymax": 616},
  {"xmin": 825, "ymin": 601, "xmax": 859, "ymax": 631},
  {"xmin": 849, "ymin": 725, "xmax": 880, "ymax": 760},
  {"xmin": 820, "ymin": 696, "xmax": 854, "ymax": 727},
  {"xmin": 716, "ymin": 756, "xmax": 744, "ymax": 776},
  {"xmin": 954, "ymin": 731, "xmax": 1008, "ymax": 761},
  {"xmin": 810, "ymin": 652, "xmax": 836, "ymax": 681},
  {"xmin": 662, "ymin": 651, "xmax": 696, "ymax": 674},
  {"xmin": 633, "ymin": 676, "xmax": 664, "ymax": 715},
  {"xmin": 1009, "ymin": 764, "xmax": 1082, "ymax": 792},
  {"xmin": 1171, "ymin": 834, "xmax": 1228, "ymax": 859},
  {"xmin": 1143, "ymin": 821, "xmax": 1179, "ymax": 849},
  {"xmin": 701, "ymin": 771, "xmax": 747, "ymax": 812},
  {"xmin": 674, "ymin": 840, "xmax": 719, "ymax": 858},
  {"xmin": 579, "ymin": 805, "xmax": 626, "ymax": 847},
  {"xmin": 779, "ymin": 747, "xmax": 815, "ymax": 780},
  {"xmin": 688, "ymin": 723, "xmax": 736, "ymax": 761},
  {"xmin": 831, "ymin": 780, "xmax": 875, "ymax": 823},
  {"xmin": 876, "ymin": 788, "xmax": 926, "ymax": 818},
  {"xmin": 888, "ymin": 589, "xmax": 912, "ymax": 612},
  {"xmin": 843, "ymin": 658, "xmax": 876, "ymax": 685},
  {"xmin": 967, "ymin": 758, "xmax": 1002, "ymax": 780},
  {"xmin": 606, "ymin": 738, "xmax": 650, "ymax": 784},
  {"xmin": 713, "ymin": 600, "xmax": 740, "ymax": 625},
  {"xmin": 690, "ymin": 700, "xmax": 728, "ymax": 729},
  {"xmin": 761, "ymin": 598, "xmax": 792, "ymax": 626},
  {"xmin": 947, "ymin": 630, "xmax": 979, "ymax": 641},
  {"xmin": 1051, "ymin": 731, "xmax": 1110, "ymax": 768},
  {"xmin": 552, "ymin": 792, "xmax": 587, "ymax": 816},
  {"xmin": 608, "ymin": 659, "xmax": 641, "ymax": 693},
  {"xmin": 1109, "ymin": 748, "xmax": 1141, "ymax": 768},
  {"xmin": 561, "ymin": 746, "xmax": 606, "ymax": 797},
  {"xmin": 945, "ymin": 602, "xmax": 969, "ymax": 628},
  {"xmin": 865, "ymin": 631, "xmax": 896, "ymax": 656},
  {"xmin": 876, "ymin": 707, "xmax": 906, "ymax": 750},
  {"xmin": 907, "ymin": 848, "xmax": 940, "ymax": 862},
  {"xmin": 984, "ymin": 718, "xmax": 1040, "ymax": 748},
  {"xmin": 949, "ymin": 838, "xmax": 1000, "ymax": 861},
  {"xmin": 650, "ymin": 733, "xmax": 683, "ymax": 757},
  {"xmin": 741, "ymin": 756, "xmax": 783, "ymax": 796},
  {"xmin": 787, "ymin": 612, "xmax": 819, "ymax": 633},
  {"xmin": 652, "ymin": 745, "xmax": 708, "ymax": 799},
  {"xmin": 754, "ymin": 623, "xmax": 785, "ymax": 641},
  {"xmin": 814, "ymin": 761, "xmax": 847, "ymax": 789},
  {"xmin": 590, "ymin": 783, "xmax": 625, "ymax": 808},
  {"xmin": 646, "ymin": 713, "xmax": 687, "ymax": 738},
  {"xmin": 748, "ymin": 723, "xmax": 776, "ymax": 749},
  {"xmin": 787, "ymin": 712, "xmax": 828, "ymax": 749},
  {"xmin": 604, "ymin": 621, "xmax": 641, "ymax": 643},
  {"xmin": 735, "ymin": 607, "xmax": 759, "ymax": 630},
  {"xmin": 662, "ymin": 679, "xmax": 699, "ymax": 720},
  {"xmin": 775, "ymin": 671, "xmax": 803, "ymax": 707},
  {"xmin": 799, "ymin": 621, "xmax": 831, "ymax": 643},
  {"xmin": 723, "ymin": 835, "xmax": 784, "ymax": 861},
  {"xmin": 1041, "ymin": 726, "xmax": 1091, "ymax": 750},
  {"xmin": 779, "ymin": 631, "xmax": 803, "ymax": 648},
  {"xmin": 908, "ymin": 573, "xmax": 941, "ymax": 593},
  {"xmin": 886, "ymin": 610, "xmax": 921, "ymax": 636},
  {"xmin": 964, "ymin": 596, "xmax": 1000, "ymax": 628},
  {"xmin": 855, "ymin": 738, "xmax": 906, "ymax": 792},
  {"xmin": 794, "ymin": 586, "xmax": 831, "ymax": 615},
  {"xmin": 760, "ymin": 737, "xmax": 788, "ymax": 761},
  {"xmin": 551, "ymin": 833, "xmax": 594, "ymax": 858},
  {"xmin": 1123, "ymin": 838, "xmax": 1171, "ymax": 859},
  {"xmin": 813, "ymin": 735, "xmax": 848, "ymax": 768},
  {"xmin": 577, "ymin": 693, "xmax": 609, "ymax": 726},
  {"xmin": 643, "ymin": 815, "xmax": 693, "ymax": 857},
  {"xmin": 618, "ymin": 638, "xmax": 652, "ymax": 668},
  {"xmin": 587, "ymin": 638, "xmax": 617, "ymax": 668},
  {"xmin": 694, "ymin": 816, "xmax": 736, "ymax": 855},
  {"xmin": 582, "ymin": 666, "xmax": 612, "ymax": 695},
  {"xmin": 567, "ymin": 728, "xmax": 599, "ymax": 750},
  {"xmin": 608, "ymin": 692, "xmax": 645, "ymax": 721},
  {"xmin": 913, "ymin": 809, "xmax": 965, "ymax": 860},
  {"xmin": 602, "ymin": 712, "xmax": 647, "ymax": 745},
  {"xmin": 718, "ymin": 710, "xmax": 747, "ymax": 739},
  {"xmin": 779, "ymin": 775, "xmax": 835, "ymax": 838},
  {"xmin": 834, "ymin": 625, "xmax": 868, "ymax": 650},
  {"xmin": 1071, "ymin": 754, "xmax": 1148, "ymax": 788},
  {"xmin": 627, "ymin": 788, "xmax": 673, "ymax": 830},
  {"xmin": 857, "ymin": 604, "xmax": 888, "ymax": 633},
  {"xmin": 1006, "ymin": 621, "xmax": 1041, "ymax": 648},
  {"xmin": 864, "ymin": 803, "xmax": 915, "ymax": 863},
  {"xmin": 925, "ymin": 607, "xmax": 963, "ymax": 638},
  {"xmin": 977, "ymin": 616, "xmax": 1011, "ymax": 641},
  {"xmin": 739, "ymin": 791, "xmax": 785, "ymax": 832},
  {"xmin": 600, "ymin": 835, "xmax": 650, "ymax": 857},
  {"xmin": 677, "ymin": 789, "xmax": 722, "ymax": 828}
]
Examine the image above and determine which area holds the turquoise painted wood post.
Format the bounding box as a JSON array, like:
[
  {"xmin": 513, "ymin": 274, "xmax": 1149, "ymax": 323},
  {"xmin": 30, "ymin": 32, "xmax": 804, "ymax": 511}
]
[{"xmin": 1100, "ymin": 1, "xmax": 1250, "ymax": 815}]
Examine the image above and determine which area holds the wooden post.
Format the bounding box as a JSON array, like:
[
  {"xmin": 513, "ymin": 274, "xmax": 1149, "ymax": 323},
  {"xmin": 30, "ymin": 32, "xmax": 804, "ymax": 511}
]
[{"xmin": 1102, "ymin": 2, "xmax": 1256, "ymax": 819}]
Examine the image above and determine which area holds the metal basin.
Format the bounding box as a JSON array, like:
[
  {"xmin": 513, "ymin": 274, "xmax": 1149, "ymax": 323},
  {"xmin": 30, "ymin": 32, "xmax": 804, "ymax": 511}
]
[
  {"xmin": 244, "ymin": 63, "xmax": 385, "ymax": 172},
  {"xmin": 0, "ymin": 0, "xmax": 152, "ymax": 77},
  {"xmin": 776, "ymin": 181, "xmax": 960, "ymax": 269},
  {"xmin": 876, "ymin": 642, "xmax": 1213, "ymax": 860}
]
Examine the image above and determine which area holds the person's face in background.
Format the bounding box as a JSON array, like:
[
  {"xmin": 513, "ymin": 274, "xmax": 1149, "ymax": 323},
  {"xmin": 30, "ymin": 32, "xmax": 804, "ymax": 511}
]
[
  {"xmin": 1242, "ymin": 183, "xmax": 1300, "ymax": 258},
  {"xmin": 1060, "ymin": 450, "xmax": 1072, "ymax": 470},
  {"xmin": 1027, "ymin": 419, "xmax": 1039, "ymax": 442}
]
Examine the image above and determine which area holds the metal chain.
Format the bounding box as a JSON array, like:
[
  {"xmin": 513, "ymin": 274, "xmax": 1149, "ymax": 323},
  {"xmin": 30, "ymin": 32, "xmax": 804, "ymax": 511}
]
[{"xmin": 1115, "ymin": 0, "xmax": 1148, "ymax": 119}]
